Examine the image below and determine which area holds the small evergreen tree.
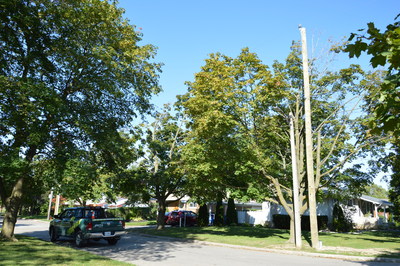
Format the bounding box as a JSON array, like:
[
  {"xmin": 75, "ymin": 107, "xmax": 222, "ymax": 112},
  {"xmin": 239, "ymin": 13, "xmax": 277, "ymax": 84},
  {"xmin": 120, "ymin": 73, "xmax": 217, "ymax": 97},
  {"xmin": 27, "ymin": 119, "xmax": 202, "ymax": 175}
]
[
  {"xmin": 214, "ymin": 194, "xmax": 224, "ymax": 226},
  {"xmin": 226, "ymin": 198, "xmax": 238, "ymax": 226},
  {"xmin": 198, "ymin": 204, "xmax": 209, "ymax": 227},
  {"xmin": 332, "ymin": 203, "xmax": 353, "ymax": 232}
]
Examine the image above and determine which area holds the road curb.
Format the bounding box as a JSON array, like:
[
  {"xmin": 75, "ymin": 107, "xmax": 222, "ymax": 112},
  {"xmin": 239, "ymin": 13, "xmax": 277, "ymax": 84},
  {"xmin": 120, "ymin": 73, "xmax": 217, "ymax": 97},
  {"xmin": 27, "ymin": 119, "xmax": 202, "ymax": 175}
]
[
  {"xmin": 130, "ymin": 231, "xmax": 400, "ymax": 264},
  {"xmin": 199, "ymin": 241, "xmax": 400, "ymax": 263}
]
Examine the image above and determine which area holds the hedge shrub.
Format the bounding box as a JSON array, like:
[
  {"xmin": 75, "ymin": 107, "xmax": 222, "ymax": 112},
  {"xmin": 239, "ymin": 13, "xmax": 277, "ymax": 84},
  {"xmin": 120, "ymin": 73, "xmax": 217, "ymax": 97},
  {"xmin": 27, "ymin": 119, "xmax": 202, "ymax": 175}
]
[
  {"xmin": 106, "ymin": 206, "xmax": 154, "ymax": 221},
  {"xmin": 272, "ymin": 214, "xmax": 328, "ymax": 230}
]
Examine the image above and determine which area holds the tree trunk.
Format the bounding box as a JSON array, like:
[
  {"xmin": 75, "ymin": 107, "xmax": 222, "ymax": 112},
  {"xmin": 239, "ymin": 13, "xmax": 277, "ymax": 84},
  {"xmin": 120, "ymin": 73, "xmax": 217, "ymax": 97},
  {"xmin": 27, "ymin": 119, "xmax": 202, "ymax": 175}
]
[
  {"xmin": 1, "ymin": 177, "xmax": 24, "ymax": 241},
  {"xmin": 156, "ymin": 198, "xmax": 166, "ymax": 230}
]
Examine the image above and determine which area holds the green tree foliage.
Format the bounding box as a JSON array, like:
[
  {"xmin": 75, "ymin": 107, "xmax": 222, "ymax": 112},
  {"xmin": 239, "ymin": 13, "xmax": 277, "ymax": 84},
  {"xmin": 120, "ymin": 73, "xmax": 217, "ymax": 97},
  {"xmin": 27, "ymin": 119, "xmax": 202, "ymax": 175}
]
[
  {"xmin": 363, "ymin": 183, "xmax": 388, "ymax": 199},
  {"xmin": 388, "ymin": 143, "xmax": 400, "ymax": 221},
  {"xmin": 0, "ymin": 0, "xmax": 160, "ymax": 240},
  {"xmin": 226, "ymin": 198, "xmax": 238, "ymax": 226},
  {"xmin": 179, "ymin": 48, "xmax": 283, "ymax": 205},
  {"xmin": 180, "ymin": 44, "xmax": 382, "ymax": 243},
  {"xmin": 115, "ymin": 106, "xmax": 187, "ymax": 230},
  {"xmin": 345, "ymin": 14, "xmax": 400, "ymax": 223},
  {"xmin": 35, "ymin": 148, "xmax": 122, "ymax": 207},
  {"xmin": 345, "ymin": 14, "xmax": 400, "ymax": 137}
]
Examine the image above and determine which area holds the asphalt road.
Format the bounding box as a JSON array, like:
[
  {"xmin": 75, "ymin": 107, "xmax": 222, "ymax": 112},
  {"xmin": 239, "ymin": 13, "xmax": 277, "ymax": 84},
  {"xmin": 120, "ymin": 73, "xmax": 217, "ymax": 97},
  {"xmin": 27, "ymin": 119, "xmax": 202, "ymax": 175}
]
[{"xmin": 4, "ymin": 218, "xmax": 399, "ymax": 266}]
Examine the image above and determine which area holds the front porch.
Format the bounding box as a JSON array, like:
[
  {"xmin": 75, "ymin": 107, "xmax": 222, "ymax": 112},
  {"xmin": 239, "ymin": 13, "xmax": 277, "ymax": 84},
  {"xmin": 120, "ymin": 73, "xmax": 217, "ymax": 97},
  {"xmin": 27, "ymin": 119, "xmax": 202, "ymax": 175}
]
[{"xmin": 345, "ymin": 195, "xmax": 393, "ymax": 229}]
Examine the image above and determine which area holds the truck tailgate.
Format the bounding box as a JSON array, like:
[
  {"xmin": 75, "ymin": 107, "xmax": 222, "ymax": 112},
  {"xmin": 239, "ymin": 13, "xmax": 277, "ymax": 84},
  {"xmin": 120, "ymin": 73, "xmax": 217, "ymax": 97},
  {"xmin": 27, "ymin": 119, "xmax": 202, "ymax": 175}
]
[{"xmin": 91, "ymin": 218, "xmax": 125, "ymax": 233}]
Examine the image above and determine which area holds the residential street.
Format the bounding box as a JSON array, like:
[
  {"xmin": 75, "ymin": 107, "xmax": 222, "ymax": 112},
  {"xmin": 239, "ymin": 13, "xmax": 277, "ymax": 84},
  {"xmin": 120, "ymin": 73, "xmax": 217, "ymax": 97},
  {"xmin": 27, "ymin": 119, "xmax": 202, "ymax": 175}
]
[{"xmin": 5, "ymin": 218, "xmax": 399, "ymax": 266}]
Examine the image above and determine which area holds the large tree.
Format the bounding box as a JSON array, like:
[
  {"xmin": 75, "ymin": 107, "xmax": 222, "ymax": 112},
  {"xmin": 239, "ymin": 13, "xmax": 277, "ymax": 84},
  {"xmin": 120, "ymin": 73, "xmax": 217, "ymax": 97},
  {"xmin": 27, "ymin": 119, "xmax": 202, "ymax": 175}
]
[
  {"xmin": 0, "ymin": 0, "xmax": 161, "ymax": 240},
  {"xmin": 179, "ymin": 48, "xmax": 280, "ymax": 204},
  {"xmin": 34, "ymin": 146, "xmax": 123, "ymax": 207},
  {"xmin": 116, "ymin": 106, "xmax": 187, "ymax": 230},
  {"xmin": 388, "ymin": 144, "xmax": 400, "ymax": 221},
  {"xmin": 363, "ymin": 183, "xmax": 388, "ymax": 199},
  {"xmin": 345, "ymin": 14, "xmax": 399, "ymax": 137},
  {"xmin": 345, "ymin": 14, "xmax": 400, "ymax": 220},
  {"xmin": 180, "ymin": 45, "xmax": 382, "ymax": 246}
]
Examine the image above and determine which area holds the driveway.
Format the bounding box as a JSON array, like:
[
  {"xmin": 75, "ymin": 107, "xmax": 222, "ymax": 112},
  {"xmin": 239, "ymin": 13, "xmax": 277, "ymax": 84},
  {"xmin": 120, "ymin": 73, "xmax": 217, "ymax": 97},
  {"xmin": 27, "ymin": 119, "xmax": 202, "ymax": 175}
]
[{"xmin": 4, "ymin": 218, "xmax": 399, "ymax": 266}]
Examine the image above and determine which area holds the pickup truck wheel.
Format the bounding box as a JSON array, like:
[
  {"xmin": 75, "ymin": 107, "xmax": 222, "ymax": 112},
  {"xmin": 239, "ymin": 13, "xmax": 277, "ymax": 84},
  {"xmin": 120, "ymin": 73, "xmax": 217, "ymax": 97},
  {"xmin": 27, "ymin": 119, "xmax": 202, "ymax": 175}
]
[
  {"xmin": 107, "ymin": 238, "xmax": 118, "ymax": 245},
  {"xmin": 49, "ymin": 227, "xmax": 58, "ymax": 242},
  {"xmin": 74, "ymin": 231, "xmax": 86, "ymax": 247}
]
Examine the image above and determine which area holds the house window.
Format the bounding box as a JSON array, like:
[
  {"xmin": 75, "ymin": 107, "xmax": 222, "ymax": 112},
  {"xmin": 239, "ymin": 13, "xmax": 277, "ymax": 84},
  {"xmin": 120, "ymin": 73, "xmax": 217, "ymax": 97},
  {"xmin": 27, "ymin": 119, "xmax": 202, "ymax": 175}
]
[{"xmin": 189, "ymin": 202, "xmax": 197, "ymax": 208}]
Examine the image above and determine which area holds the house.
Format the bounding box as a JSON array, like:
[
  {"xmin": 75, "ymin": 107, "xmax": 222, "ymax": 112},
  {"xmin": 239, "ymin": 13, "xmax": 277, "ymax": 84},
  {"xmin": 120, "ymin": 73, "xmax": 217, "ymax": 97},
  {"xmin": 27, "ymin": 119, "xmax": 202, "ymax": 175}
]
[
  {"xmin": 162, "ymin": 195, "xmax": 337, "ymax": 227},
  {"xmin": 235, "ymin": 195, "xmax": 393, "ymax": 229},
  {"xmin": 165, "ymin": 195, "xmax": 198, "ymax": 212},
  {"xmin": 343, "ymin": 195, "xmax": 393, "ymax": 229},
  {"xmin": 169, "ymin": 194, "xmax": 393, "ymax": 229},
  {"xmin": 232, "ymin": 199, "xmax": 336, "ymax": 227}
]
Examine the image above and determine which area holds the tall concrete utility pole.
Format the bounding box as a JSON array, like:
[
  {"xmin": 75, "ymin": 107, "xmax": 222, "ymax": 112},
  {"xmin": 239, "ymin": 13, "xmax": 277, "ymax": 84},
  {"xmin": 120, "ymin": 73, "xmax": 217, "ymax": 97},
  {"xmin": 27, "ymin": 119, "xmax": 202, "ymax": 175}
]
[
  {"xmin": 299, "ymin": 26, "xmax": 319, "ymax": 249},
  {"xmin": 54, "ymin": 194, "xmax": 61, "ymax": 215},
  {"xmin": 47, "ymin": 189, "xmax": 53, "ymax": 220},
  {"xmin": 289, "ymin": 112, "xmax": 302, "ymax": 248}
]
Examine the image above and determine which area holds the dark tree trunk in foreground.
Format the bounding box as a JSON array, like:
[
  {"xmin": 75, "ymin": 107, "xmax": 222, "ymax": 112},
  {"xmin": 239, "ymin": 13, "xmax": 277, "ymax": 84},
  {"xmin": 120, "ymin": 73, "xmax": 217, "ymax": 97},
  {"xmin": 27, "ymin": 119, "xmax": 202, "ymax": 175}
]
[
  {"xmin": 1, "ymin": 177, "xmax": 24, "ymax": 241},
  {"xmin": 156, "ymin": 198, "xmax": 167, "ymax": 230}
]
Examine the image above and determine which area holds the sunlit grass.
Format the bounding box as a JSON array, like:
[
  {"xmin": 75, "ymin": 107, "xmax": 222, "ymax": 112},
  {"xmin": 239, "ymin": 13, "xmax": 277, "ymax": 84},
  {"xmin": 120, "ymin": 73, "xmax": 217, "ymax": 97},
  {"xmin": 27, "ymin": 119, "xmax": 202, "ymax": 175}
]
[
  {"xmin": 129, "ymin": 226, "xmax": 400, "ymax": 258},
  {"xmin": 318, "ymin": 230, "xmax": 400, "ymax": 249},
  {"xmin": 18, "ymin": 215, "xmax": 49, "ymax": 221},
  {"xmin": 125, "ymin": 220, "xmax": 157, "ymax": 227},
  {"xmin": 0, "ymin": 235, "xmax": 132, "ymax": 266}
]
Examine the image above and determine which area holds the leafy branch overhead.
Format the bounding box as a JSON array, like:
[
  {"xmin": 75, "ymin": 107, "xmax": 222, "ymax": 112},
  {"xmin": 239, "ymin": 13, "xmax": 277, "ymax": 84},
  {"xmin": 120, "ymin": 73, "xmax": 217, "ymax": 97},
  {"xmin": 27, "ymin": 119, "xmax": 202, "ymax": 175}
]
[
  {"xmin": 346, "ymin": 16, "xmax": 400, "ymax": 69},
  {"xmin": 345, "ymin": 14, "xmax": 400, "ymax": 137}
]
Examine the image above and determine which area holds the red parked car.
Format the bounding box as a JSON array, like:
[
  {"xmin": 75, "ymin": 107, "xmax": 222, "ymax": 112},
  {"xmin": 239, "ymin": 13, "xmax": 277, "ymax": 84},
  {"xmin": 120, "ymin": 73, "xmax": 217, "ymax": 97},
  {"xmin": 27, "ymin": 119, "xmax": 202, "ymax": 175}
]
[{"xmin": 165, "ymin": 210, "xmax": 197, "ymax": 226}]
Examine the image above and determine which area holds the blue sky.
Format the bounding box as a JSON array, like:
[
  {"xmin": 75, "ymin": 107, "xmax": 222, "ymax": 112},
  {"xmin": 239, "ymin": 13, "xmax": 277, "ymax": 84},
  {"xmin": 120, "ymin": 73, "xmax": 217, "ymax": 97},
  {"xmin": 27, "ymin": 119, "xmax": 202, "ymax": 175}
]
[
  {"xmin": 118, "ymin": 0, "xmax": 398, "ymax": 189},
  {"xmin": 119, "ymin": 0, "xmax": 398, "ymax": 108}
]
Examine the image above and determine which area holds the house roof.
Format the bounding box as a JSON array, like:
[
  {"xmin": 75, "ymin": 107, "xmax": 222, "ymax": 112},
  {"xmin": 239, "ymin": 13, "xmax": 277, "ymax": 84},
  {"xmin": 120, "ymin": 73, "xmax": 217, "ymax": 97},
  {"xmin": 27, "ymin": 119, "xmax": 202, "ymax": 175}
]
[{"xmin": 360, "ymin": 195, "xmax": 393, "ymax": 207}]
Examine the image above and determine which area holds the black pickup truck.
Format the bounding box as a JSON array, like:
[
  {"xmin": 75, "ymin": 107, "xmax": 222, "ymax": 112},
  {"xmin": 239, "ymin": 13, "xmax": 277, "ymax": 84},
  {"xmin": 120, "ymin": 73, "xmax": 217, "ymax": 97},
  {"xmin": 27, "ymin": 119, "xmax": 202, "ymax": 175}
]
[{"xmin": 49, "ymin": 207, "xmax": 125, "ymax": 247}]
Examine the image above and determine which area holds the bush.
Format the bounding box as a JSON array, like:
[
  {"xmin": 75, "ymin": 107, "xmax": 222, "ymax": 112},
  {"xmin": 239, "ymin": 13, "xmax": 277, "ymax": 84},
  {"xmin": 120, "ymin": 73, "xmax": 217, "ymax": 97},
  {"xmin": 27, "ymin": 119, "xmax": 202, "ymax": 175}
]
[
  {"xmin": 332, "ymin": 203, "xmax": 353, "ymax": 232},
  {"xmin": 198, "ymin": 204, "xmax": 209, "ymax": 227},
  {"xmin": 226, "ymin": 198, "xmax": 238, "ymax": 226},
  {"xmin": 106, "ymin": 206, "xmax": 153, "ymax": 221},
  {"xmin": 272, "ymin": 214, "xmax": 328, "ymax": 230}
]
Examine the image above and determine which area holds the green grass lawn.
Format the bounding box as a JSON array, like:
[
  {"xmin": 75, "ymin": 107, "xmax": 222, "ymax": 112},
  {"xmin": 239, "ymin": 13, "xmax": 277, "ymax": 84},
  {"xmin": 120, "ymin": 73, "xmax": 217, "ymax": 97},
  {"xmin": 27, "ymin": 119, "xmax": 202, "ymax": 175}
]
[
  {"xmin": 0, "ymin": 235, "xmax": 132, "ymax": 266},
  {"xmin": 318, "ymin": 230, "xmax": 400, "ymax": 249},
  {"xmin": 125, "ymin": 220, "xmax": 157, "ymax": 226},
  {"xmin": 129, "ymin": 226, "xmax": 400, "ymax": 258},
  {"xmin": 18, "ymin": 214, "xmax": 49, "ymax": 221}
]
